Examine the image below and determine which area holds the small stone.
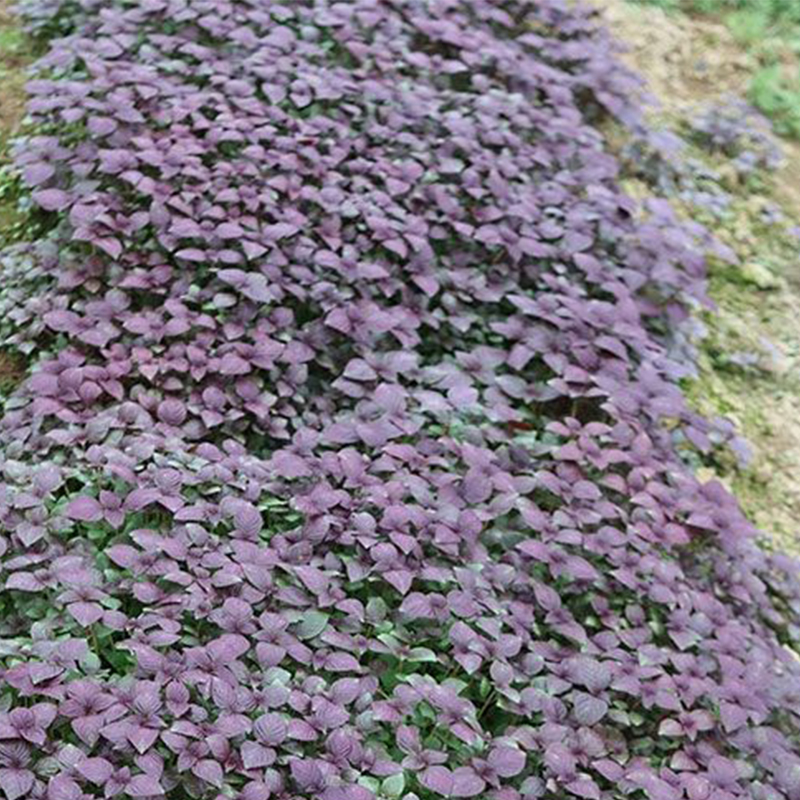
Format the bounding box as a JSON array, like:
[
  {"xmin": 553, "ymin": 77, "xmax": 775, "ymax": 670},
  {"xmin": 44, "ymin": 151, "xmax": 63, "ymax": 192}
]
[
  {"xmin": 757, "ymin": 337, "xmax": 792, "ymax": 375},
  {"xmin": 737, "ymin": 262, "xmax": 781, "ymax": 289}
]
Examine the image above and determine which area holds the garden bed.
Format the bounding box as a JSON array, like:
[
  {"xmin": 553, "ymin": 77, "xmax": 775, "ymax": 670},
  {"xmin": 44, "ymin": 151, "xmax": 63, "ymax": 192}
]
[{"xmin": 0, "ymin": 1, "xmax": 799, "ymax": 799}]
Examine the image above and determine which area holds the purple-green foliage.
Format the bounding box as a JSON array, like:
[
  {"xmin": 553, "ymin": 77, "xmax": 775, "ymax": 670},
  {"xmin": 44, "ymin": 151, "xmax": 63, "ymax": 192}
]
[
  {"xmin": 0, "ymin": 1, "xmax": 798, "ymax": 799},
  {"xmin": 687, "ymin": 97, "xmax": 783, "ymax": 177}
]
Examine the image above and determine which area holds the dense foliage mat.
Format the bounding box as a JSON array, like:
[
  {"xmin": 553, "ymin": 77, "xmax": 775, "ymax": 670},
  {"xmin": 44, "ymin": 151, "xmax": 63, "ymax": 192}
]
[{"xmin": 2, "ymin": 0, "xmax": 800, "ymax": 798}]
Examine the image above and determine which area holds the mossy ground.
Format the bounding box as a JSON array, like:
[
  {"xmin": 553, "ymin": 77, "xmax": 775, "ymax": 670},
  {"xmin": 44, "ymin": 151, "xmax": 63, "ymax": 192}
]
[
  {"xmin": 679, "ymin": 190, "xmax": 800, "ymax": 548},
  {"xmin": 599, "ymin": 0, "xmax": 800, "ymax": 552}
]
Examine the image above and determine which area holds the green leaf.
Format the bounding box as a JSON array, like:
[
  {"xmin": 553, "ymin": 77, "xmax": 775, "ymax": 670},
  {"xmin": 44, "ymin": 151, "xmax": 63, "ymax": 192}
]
[
  {"xmin": 294, "ymin": 610, "xmax": 329, "ymax": 639},
  {"xmin": 382, "ymin": 773, "xmax": 406, "ymax": 798},
  {"xmin": 260, "ymin": 495, "xmax": 289, "ymax": 509},
  {"xmin": 412, "ymin": 700, "xmax": 437, "ymax": 724},
  {"xmin": 358, "ymin": 776, "xmax": 380, "ymax": 793},
  {"xmin": 367, "ymin": 596, "xmax": 388, "ymax": 622},
  {"xmin": 103, "ymin": 649, "xmax": 133, "ymax": 674},
  {"xmin": 377, "ymin": 632, "xmax": 402, "ymax": 649},
  {"xmin": 407, "ymin": 647, "xmax": 438, "ymax": 662},
  {"xmin": 264, "ymin": 667, "xmax": 292, "ymax": 685},
  {"xmin": 443, "ymin": 677, "xmax": 468, "ymax": 694},
  {"xmin": 80, "ymin": 652, "xmax": 101, "ymax": 673},
  {"xmin": 0, "ymin": 639, "xmax": 20, "ymax": 657}
]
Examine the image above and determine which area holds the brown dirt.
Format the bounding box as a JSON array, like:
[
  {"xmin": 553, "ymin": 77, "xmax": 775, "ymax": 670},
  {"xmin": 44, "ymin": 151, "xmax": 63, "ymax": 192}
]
[
  {"xmin": 596, "ymin": 0, "xmax": 751, "ymax": 109},
  {"xmin": 0, "ymin": 350, "xmax": 24, "ymax": 390}
]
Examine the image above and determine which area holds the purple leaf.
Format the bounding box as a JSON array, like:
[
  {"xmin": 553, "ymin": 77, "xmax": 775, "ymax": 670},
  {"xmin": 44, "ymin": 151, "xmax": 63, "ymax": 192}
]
[
  {"xmin": 421, "ymin": 766, "xmax": 455, "ymax": 797},
  {"xmin": 33, "ymin": 188, "xmax": 70, "ymax": 211},
  {"xmin": 76, "ymin": 757, "xmax": 113, "ymax": 784},
  {"xmin": 0, "ymin": 769, "xmax": 34, "ymax": 800},
  {"xmin": 567, "ymin": 777, "xmax": 601, "ymax": 800},
  {"xmin": 64, "ymin": 496, "xmax": 103, "ymax": 522},
  {"xmin": 452, "ymin": 768, "xmax": 485, "ymax": 798},
  {"xmin": 488, "ymin": 746, "xmax": 526, "ymax": 778},
  {"xmin": 192, "ymin": 760, "xmax": 223, "ymax": 788},
  {"xmin": 254, "ymin": 713, "xmax": 287, "ymax": 746},
  {"xmin": 572, "ymin": 693, "xmax": 608, "ymax": 726},
  {"xmin": 127, "ymin": 774, "xmax": 164, "ymax": 797}
]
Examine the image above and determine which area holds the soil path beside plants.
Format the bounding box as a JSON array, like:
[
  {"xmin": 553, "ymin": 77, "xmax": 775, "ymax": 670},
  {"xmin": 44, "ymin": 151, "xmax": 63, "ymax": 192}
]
[
  {"xmin": 0, "ymin": 0, "xmax": 29, "ymax": 393},
  {"xmin": 0, "ymin": 0, "xmax": 26, "ymax": 134},
  {"xmin": 596, "ymin": 0, "xmax": 800, "ymax": 551}
]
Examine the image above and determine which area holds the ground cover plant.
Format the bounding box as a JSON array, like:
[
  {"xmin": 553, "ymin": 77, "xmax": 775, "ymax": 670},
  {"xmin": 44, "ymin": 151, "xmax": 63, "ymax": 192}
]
[{"xmin": 2, "ymin": 0, "xmax": 800, "ymax": 799}]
